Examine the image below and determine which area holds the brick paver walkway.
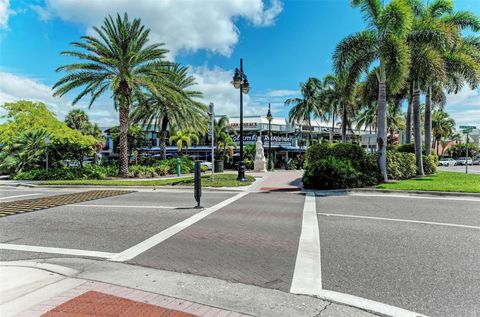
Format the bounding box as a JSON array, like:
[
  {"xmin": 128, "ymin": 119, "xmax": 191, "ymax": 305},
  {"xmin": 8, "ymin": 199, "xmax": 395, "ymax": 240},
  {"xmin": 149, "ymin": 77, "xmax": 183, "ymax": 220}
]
[
  {"xmin": 251, "ymin": 170, "xmax": 303, "ymax": 191},
  {"xmin": 18, "ymin": 281, "xmax": 248, "ymax": 317}
]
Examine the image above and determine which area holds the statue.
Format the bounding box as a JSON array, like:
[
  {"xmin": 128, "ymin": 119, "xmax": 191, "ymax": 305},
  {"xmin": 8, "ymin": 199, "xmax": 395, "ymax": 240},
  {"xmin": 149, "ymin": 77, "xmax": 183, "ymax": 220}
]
[{"xmin": 254, "ymin": 137, "xmax": 267, "ymax": 172}]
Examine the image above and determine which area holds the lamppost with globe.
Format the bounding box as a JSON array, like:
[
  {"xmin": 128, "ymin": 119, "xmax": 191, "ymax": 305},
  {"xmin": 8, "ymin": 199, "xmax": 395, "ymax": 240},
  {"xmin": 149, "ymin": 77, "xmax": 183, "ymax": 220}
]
[
  {"xmin": 266, "ymin": 103, "xmax": 273, "ymax": 171},
  {"xmin": 231, "ymin": 58, "xmax": 250, "ymax": 181}
]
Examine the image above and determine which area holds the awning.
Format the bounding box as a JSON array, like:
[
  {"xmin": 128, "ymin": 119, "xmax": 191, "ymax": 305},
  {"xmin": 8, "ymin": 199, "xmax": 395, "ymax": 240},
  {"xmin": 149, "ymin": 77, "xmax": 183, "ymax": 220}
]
[{"xmin": 278, "ymin": 146, "xmax": 306, "ymax": 153}]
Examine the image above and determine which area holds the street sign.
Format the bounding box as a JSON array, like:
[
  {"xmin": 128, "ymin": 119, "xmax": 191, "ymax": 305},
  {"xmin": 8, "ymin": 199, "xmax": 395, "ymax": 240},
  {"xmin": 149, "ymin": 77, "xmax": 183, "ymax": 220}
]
[{"xmin": 459, "ymin": 125, "xmax": 476, "ymax": 129}]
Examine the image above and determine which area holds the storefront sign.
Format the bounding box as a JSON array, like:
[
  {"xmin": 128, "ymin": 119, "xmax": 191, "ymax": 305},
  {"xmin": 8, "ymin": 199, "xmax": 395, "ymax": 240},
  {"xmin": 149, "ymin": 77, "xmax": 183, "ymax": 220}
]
[
  {"xmin": 232, "ymin": 134, "xmax": 293, "ymax": 146},
  {"xmin": 230, "ymin": 122, "xmax": 257, "ymax": 128}
]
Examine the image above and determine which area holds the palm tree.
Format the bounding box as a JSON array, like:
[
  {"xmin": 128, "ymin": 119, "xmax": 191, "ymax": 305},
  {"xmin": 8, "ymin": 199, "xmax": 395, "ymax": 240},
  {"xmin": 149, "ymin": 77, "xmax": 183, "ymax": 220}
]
[
  {"xmin": 1, "ymin": 129, "xmax": 51, "ymax": 173},
  {"xmin": 432, "ymin": 109, "xmax": 455, "ymax": 155},
  {"xmin": 285, "ymin": 77, "xmax": 324, "ymax": 145},
  {"xmin": 334, "ymin": 0, "xmax": 412, "ymax": 181},
  {"xmin": 169, "ymin": 130, "xmax": 199, "ymax": 155},
  {"xmin": 131, "ymin": 64, "xmax": 207, "ymax": 160},
  {"xmin": 214, "ymin": 116, "xmax": 236, "ymax": 159},
  {"xmin": 65, "ymin": 109, "xmax": 91, "ymax": 132},
  {"xmin": 53, "ymin": 13, "xmax": 171, "ymax": 176}
]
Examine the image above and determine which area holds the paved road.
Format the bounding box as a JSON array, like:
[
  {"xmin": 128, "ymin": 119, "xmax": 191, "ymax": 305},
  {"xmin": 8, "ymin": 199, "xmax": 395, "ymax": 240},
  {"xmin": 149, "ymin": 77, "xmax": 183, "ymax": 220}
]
[
  {"xmin": 1, "ymin": 186, "xmax": 479, "ymax": 316},
  {"xmin": 438, "ymin": 165, "xmax": 480, "ymax": 174}
]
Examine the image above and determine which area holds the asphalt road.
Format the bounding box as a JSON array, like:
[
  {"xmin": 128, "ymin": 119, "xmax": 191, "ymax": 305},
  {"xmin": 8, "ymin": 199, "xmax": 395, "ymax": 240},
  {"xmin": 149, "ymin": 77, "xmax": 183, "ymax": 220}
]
[
  {"xmin": 1, "ymin": 186, "xmax": 479, "ymax": 316},
  {"xmin": 438, "ymin": 164, "xmax": 480, "ymax": 174}
]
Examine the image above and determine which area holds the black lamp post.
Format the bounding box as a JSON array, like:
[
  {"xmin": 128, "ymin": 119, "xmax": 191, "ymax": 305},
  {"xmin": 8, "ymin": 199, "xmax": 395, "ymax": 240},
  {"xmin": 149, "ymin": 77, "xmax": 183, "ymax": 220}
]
[
  {"xmin": 232, "ymin": 58, "xmax": 250, "ymax": 181},
  {"xmin": 266, "ymin": 103, "xmax": 273, "ymax": 171}
]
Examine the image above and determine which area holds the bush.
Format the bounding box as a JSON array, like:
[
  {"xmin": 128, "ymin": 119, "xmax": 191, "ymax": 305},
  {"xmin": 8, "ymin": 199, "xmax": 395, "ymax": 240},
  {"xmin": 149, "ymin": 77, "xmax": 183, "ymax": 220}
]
[
  {"xmin": 13, "ymin": 165, "xmax": 116, "ymax": 180},
  {"xmin": 303, "ymin": 157, "xmax": 361, "ymax": 189},
  {"xmin": 423, "ymin": 154, "xmax": 438, "ymax": 175},
  {"xmin": 358, "ymin": 153, "xmax": 382, "ymax": 186},
  {"xmin": 200, "ymin": 165, "xmax": 208, "ymax": 173},
  {"xmin": 244, "ymin": 159, "xmax": 254, "ymax": 170},
  {"xmin": 128, "ymin": 165, "xmax": 158, "ymax": 178},
  {"xmin": 156, "ymin": 157, "xmax": 194, "ymax": 174},
  {"xmin": 305, "ymin": 143, "xmax": 365, "ymax": 169},
  {"xmin": 386, "ymin": 151, "xmax": 417, "ymax": 180},
  {"xmin": 394, "ymin": 143, "xmax": 426, "ymax": 155}
]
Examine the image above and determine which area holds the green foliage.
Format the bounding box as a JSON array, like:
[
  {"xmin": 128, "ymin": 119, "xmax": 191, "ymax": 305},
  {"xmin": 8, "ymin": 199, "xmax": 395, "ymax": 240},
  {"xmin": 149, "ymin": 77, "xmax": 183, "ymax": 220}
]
[
  {"xmin": 200, "ymin": 165, "xmax": 209, "ymax": 173},
  {"xmin": 244, "ymin": 159, "xmax": 254, "ymax": 170},
  {"xmin": 305, "ymin": 143, "xmax": 366, "ymax": 168},
  {"xmin": 128, "ymin": 165, "xmax": 158, "ymax": 178},
  {"xmin": 109, "ymin": 125, "xmax": 146, "ymax": 153},
  {"xmin": 155, "ymin": 157, "xmax": 194, "ymax": 174},
  {"xmin": 386, "ymin": 151, "xmax": 417, "ymax": 180},
  {"xmin": 423, "ymin": 154, "xmax": 438, "ymax": 175},
  {"xmin": 447, "ymin": 143, "xmax": 478, "ymax": 158},
  {"xmin": 303, "ymin": 157, "xmax": 361, "ymax": 189},
  {"xmin": 14, "ymin": 165, "xmax": 118, "ymax": 181}
]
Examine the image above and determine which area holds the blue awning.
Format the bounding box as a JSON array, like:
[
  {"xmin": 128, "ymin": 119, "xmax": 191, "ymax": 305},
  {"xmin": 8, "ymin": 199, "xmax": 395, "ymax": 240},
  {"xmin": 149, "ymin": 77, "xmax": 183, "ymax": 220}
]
[{"xmin": 278, "ymin": 146, "xmax": 306, "ymax": 153}]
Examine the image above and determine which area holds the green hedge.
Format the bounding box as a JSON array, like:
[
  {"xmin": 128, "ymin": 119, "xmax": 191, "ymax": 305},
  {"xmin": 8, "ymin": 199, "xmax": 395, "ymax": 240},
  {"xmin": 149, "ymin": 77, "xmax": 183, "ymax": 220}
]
[
  {"xmin": 423, "ymin": 154, "xmax": 438, "ymax": 175},
  {"xmin": 303, "ymin": 157, "xmax": 361, "ymax": 189},
  {"xmin": 305, "ymin": 143, "xmax": 365, "ymax": 168},
  {"xmin": 386, "ymin": 151, "xmax": 416, "ymax": 180},
  {"xmin": 14, "ymin": 164, "xmax": 118, "ymax": 180}
]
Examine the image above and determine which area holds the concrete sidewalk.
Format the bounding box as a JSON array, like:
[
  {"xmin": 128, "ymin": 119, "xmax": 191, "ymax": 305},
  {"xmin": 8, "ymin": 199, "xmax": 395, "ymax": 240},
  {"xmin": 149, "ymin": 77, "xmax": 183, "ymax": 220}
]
[{"xmin": 0, "ymin": 259, "xmax": 377, "ymax": 317}]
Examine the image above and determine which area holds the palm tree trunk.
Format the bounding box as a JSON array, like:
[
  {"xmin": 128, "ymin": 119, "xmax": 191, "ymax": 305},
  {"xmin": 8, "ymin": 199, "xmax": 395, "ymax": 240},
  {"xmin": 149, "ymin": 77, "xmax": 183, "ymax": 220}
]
[
  {"xmin": 341, "ymin": 103, "xmax": 347, "ymax": 143},
  {"xmin": 377, "ymin": 63, "xmax": 388, "ymax": 182},
  {"xmin": 160, "ymin": 116, "xmax": 168, "ymax": 160},
  {"xmin": 330, "ymin": 107, "xmax": 335, "ymax": 142},
  {"xmin": 424, "ymin": 86, "xmax": 432, "ymax": 156},
  {"xmin": 406, "ymin": 82, "xmax": 413, "ymax": 144},
  {"xmin": 412, "ymin": 82, "xmax": 424, "ymax": 176},
  {"xmin": 119, "ymin": 105, "xmax": 129, "ymax": 177}
]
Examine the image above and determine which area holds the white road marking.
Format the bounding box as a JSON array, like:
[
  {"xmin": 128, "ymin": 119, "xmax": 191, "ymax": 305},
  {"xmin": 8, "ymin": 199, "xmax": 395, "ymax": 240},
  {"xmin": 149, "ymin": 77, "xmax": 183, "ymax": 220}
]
[
  {"xmin": 0, "ymin": 243, "xmax": 116, "ymax": 258},
  {"xmin": 317, "ymin": 213, "xmax": 480, "ymax": 230},
  {"xmin": 317, "ymin": 289, "xmax": 427, "ymax": 317},
  {"xmin": 109, "ymin": 191, "xmax": 250, "ymax": 262},
  {"xmin": 66, "ymin": 204, "xmax": 177, "ymax": 209},
  {"xmin": 290, "ymin": 192, "xmax": 322, "ymax": 295},
  {"xmin": 0, "ymin": 194, "xmax": 40, "ymax": 200},
  {"xmin": 350, "ymin": 192, "xmax": 480, "ymax": 202}
]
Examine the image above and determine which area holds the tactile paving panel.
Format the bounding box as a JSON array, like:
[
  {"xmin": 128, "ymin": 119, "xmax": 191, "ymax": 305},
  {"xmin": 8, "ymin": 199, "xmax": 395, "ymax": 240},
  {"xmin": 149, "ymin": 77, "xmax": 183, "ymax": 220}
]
[{"xmin": 0, "ymin": 190, "xmax": 134, "ymax": 217}]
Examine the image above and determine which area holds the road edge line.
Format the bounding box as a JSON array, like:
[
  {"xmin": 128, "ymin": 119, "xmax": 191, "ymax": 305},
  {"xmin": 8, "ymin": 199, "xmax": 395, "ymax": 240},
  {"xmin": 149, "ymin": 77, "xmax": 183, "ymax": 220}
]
[
  {"xmin": 109, "ymin": 191, "xmax": 250, "ymax": 262},
  {"xmin": 0, "ymin": 243, "xmax": 115, "ymax": 259}
]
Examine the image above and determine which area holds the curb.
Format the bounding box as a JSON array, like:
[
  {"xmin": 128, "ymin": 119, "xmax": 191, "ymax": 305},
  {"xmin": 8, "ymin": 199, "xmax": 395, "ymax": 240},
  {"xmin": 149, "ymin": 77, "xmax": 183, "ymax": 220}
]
[{"xmin": 350, "ymin": 188, "xmax": 480, "ymax": 198}]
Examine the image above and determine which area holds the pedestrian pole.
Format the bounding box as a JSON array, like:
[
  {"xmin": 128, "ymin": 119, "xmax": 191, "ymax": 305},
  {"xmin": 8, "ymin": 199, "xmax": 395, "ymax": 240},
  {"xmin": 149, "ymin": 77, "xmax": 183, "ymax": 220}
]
[
  {"xmin": 209, "ymin": 103, "xmax": 215, "ymax": 177},
  {"xmin": 194, "ymin": 161, "xmax": 202, "ymax": 208},
  {"xmin": 466, "ymin": 131, "xmax": 469, "ymax": 174}
]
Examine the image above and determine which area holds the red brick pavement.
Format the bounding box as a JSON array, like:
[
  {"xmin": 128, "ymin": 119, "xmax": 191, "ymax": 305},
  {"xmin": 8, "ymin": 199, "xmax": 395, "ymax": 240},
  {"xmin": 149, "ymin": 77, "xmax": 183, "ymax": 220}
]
[
  {"xmin": 17, "ymin": 281, "xmax": 248, "ymax": 317},
  {"xmin": 252, "ymin": 170, "xmax": 303, "ymax": 191}
]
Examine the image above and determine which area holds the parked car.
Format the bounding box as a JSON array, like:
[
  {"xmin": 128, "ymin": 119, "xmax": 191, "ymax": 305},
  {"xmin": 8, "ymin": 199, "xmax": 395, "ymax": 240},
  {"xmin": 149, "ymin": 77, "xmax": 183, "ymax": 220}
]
[
  {"xmin": 200, "ymin": 161, "xmax": 213, "ymax": 170},
  {"xmin": 456, "ymin": 157, "xmax": 473, "ymax": 165},
  {"xmin": 438, "ymin": 157, "xmax": 457, "ymax": 167},
  {"xmin": 473, "ymin": 156, "xmax": 480, "ymax": 165}
]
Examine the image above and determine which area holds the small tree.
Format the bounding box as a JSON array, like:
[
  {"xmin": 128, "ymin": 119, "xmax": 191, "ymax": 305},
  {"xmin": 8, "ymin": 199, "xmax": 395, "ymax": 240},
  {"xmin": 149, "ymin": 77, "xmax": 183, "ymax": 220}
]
[{"xmin": 169, "ymin": 130, "xmax": 199, "ymax": 155}]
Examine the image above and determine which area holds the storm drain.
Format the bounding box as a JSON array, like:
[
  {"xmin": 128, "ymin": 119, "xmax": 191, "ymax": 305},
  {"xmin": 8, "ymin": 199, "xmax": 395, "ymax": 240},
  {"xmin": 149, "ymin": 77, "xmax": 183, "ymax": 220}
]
[{"xmin": 0, "ymin": 190, "xmax": 134, "ymax": 217}]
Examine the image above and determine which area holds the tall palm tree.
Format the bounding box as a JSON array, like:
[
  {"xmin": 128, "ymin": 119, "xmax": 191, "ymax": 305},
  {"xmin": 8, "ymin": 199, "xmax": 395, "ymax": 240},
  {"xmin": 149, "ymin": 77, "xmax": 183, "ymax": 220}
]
[
  {"xmin": 285, "ymin": 77, "xmax": 324, "ymax": 145},
  {"xmin": 214, "ymin": 116, "xmax": 236, "ymax": 159},
  {"xmin": 334, "ymin": 0, "xmax": 412, "ymax": 181},
  {"xmin": 131, "ymin": 64, "xmax": 207, "ymax": 160},
  {"xmin": 169, "ymin": 130, "xmax": 199, "ymax": 155},
  {"xmin": 53, "ymin": 13, "xmax": 172, "ymax": 176}
]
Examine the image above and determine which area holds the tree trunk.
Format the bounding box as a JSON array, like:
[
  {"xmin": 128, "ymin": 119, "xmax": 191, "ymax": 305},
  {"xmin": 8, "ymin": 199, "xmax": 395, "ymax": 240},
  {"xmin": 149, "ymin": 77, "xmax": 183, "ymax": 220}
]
[
  {"xmin": 160, "ymin": 116, "xmax": 168, "ymax": 160},
  {"xmin": 406, "ymin": 82, "xmax": 413, "ymax": 144},
  {"xmin": 424, "ymin": 86, "xmax": 432, "ymax": 156},
  {"xmin": 412, "ymin": 83, "xmax": 424, "ymax": 176},
  {"xmin": 377, "ymin": 64, "xmax": 388, "ymax": 182},
  {"xmin": 341, "ymin": 103, "xmax": 347, "ymax": 143},
  {"xmin": 330, "ymin": 111, "xmax": 335, "ymax": 142},
  {"xmin": 119, "ymin": 105, "xmax": 129, "ymax": 177}
]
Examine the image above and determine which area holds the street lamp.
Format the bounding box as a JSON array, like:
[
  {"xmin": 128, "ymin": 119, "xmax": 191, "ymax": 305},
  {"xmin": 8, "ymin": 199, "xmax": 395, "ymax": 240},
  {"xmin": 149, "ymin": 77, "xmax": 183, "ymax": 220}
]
[
  {"xmin": 266, "ymin": 103, "xmax": 273, "ymax": 171},
  {"xmin": 231, "ymin": 58, "xmax": 250, "ymax": 181}
]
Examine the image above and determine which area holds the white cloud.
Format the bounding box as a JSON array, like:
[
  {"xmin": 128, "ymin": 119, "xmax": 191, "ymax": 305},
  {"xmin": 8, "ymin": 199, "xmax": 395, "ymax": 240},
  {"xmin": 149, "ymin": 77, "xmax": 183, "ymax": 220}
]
[
  {"xmin": 190, "ymin": 65, "xmax": 286, "ymax": 118},
  {"xmin": 0, "ymin": 71, "xmax": 117, "ymax": 126},
  {"xmin": 38, "ymin": 0, "xmax": 283, "ymax": 58},
  {"xmin": 0, "ymin": 0, "xmax": 11, "ymax": 28},
  {"xmin": 446, "ymin": 86, "xmax": 480, "ymax": 107},
  {"xmin": 446, "ymin": 109, "xmax": 480, "ymax": 128}
]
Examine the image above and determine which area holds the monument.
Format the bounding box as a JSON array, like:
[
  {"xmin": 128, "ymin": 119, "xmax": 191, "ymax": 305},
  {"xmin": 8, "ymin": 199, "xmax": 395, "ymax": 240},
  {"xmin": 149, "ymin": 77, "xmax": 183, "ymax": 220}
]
[{"xmin": 254, "ymin": 137, "xmax": 267, "ymax": 172}]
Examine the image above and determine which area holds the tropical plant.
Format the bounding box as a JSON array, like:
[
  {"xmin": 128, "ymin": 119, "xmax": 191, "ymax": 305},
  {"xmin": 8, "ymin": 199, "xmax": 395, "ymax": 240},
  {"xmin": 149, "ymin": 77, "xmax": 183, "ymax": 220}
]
[
  {"xmin": 334, "ymin": 0, "xmax": 413, "ymax": 181},
  {"xmin": 432, "ymin": 109, "xmax": 455, "ymax": 155},
  {"xmin": 65, "ymin": 109, "xmax": 91, "ymax": 132},
  {"xmin": 285, "ymin": 77, "xmax": 325, "ymax": 145},
  {"xmin": 53, "ymin": 13, "xmax": 172, "ymax": 176},
  {"xmin": 214, "ymin": 116, "xmax": 236, "ymax": 159},
  {"xmin": 169, "ymin": 130, "xmax": 199, "ymax": 154},
  {"xmin": 131, "ymin": 63, "xmax": 208, "ymax": 160}
]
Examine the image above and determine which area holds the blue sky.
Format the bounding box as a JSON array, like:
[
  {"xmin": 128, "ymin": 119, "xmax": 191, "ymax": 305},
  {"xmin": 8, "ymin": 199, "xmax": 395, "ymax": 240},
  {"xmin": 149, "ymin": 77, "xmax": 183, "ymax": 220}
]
[{"xmin": 1, "ymin": 0, "xmax": 479, "ymax": 128}]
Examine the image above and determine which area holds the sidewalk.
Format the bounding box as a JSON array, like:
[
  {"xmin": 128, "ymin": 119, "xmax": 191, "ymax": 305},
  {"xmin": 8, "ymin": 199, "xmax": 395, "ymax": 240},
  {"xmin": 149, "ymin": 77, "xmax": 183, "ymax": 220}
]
[
  {"xmin": 0, "ymin": 259, "xmax": 378, "ymax": 317},
  {"xmin": 249, "ymin": 170, "xmax": 303, "ymax": 191}
]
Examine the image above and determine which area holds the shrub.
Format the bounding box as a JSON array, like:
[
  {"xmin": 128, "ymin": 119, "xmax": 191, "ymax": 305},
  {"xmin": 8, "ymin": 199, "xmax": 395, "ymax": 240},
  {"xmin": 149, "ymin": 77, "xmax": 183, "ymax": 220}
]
[
  {"xmin": 13, "ymin": 165, "xmax": 115, "ymax": 180},
  {"xmin": 303, "ymin": 157, "xmax": 361, "ymax": 189},
  {"xmin": 305, "ymin": 143, "xmax": 365, "ymax": 169},
  {"xmin": 244, "ymin": 159, "xmax": 254, "ymax": 170},
  {"xmin": 128, "ymin": 165, "xmax": 157, "ymax": 178},
  {"xmin": 358, "ymin": 153, "xmax": 382, "ymax": 186},
  {"xmin": 286, "ymin": 159, "xmax": 297, "ymax": 170},
  {"xmin": 386, "ymin": 151, "xmax": 416, "ymax": 180},
  {"xmin": 423, "ymin": 154, "xmax": 438, "ymax": 175},
  {"xmin": 200, "ymin": 165, "xmax": 208, "ymax": 173},
  {"xmin": 156, "ymin": 157, "xmax": 194, "ymax": 174},
  {"xmin": 394, "ymin": 143, "xmax": 426, "ymax": 155}
]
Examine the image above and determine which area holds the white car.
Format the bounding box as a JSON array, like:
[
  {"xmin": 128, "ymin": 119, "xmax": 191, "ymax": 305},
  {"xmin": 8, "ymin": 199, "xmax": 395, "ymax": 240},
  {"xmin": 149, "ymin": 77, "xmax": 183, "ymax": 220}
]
[
  {"xmin": 456, "ymin": 157, "xmax": 473, "ymax": 165},
  {"xmin": 200, "ymin": 161, "xmax": 213, "ymax": 170},
  {"xmin": 438, "ymin": 157, "xmax": 456, "ymax": 167}
]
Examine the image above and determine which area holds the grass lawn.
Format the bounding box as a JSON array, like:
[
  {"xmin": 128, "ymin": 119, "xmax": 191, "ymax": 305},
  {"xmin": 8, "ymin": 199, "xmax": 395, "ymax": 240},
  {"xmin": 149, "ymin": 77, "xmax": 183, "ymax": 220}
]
[
  {"xmin": 39, "ymin": 173, "xmax": 256, "ymax": 188},
  {"xmin": 376, "ymin": 171, "xmax": 480, "ymax": 193}
]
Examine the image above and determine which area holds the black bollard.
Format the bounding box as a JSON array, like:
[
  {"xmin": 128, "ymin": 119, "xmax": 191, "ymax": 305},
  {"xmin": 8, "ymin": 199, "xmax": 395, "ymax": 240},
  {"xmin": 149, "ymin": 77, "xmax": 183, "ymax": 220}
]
[{"xmin": 194, "ymin": 161, "xmax": 202, "ymax": 208}]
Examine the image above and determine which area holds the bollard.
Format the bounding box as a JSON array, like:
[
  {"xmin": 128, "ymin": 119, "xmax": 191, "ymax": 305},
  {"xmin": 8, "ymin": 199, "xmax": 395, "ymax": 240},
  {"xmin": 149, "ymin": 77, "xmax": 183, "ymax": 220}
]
[
  {"xmin": 194, "ymin": 161, "xmax": 202, "ymax": 208},
  {"xmin": 177, "ymin": 157, "xmax": 181, "ymax": 176}
]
